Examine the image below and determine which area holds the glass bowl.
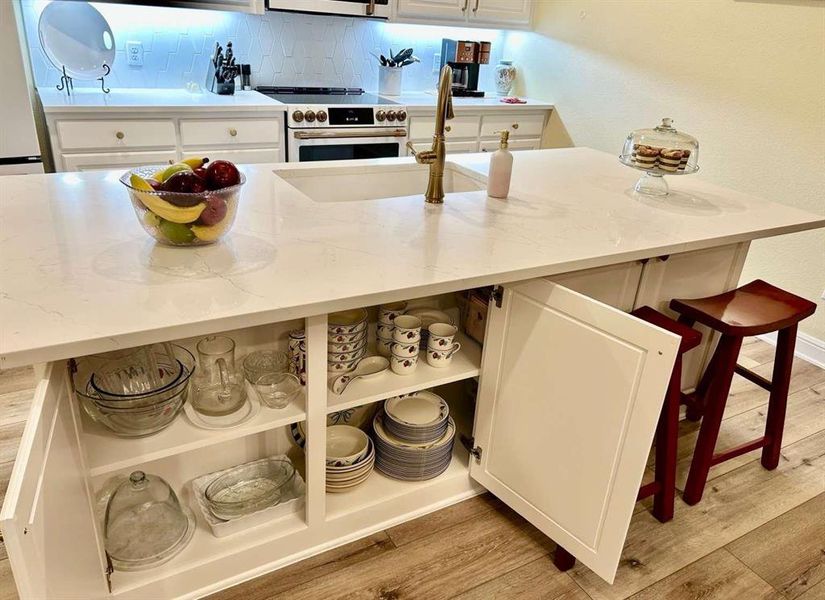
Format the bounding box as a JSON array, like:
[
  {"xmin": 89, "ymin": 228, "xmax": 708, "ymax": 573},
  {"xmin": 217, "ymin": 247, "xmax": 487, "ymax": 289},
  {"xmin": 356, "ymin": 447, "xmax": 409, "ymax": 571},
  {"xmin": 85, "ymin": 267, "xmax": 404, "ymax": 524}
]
[
  {"xmin": 253, "ymin": 372, "xmax": 301, "ymax": 409},
  {"xmin": 205, "ymin": 457, "xmax": 295, "ymax": 520},
  {"xmin": 120, "ymin": 166, "xmax": 245, "ymax": 246},
  {"xmin": 243, "ymin": 350, "xmax": 290, "ymax": 385}
]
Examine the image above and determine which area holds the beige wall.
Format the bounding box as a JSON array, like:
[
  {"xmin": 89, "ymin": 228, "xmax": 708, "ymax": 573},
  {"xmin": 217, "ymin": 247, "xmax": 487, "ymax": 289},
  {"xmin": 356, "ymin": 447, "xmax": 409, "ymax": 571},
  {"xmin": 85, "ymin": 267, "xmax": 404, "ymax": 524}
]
[{"xmin": 508, "ymin": 0, "xmax": 825, "ymax": 341}]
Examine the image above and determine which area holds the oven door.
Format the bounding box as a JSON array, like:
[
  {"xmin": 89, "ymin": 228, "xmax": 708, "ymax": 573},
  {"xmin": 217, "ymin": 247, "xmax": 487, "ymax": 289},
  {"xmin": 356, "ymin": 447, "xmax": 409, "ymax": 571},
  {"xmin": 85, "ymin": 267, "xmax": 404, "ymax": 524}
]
[
  {"xmin": 289, "ymin": 127, "xmax": 408, "ymax": 163},
  {"xmin": 266, "ymin": 0, "xmax": 390, "ymax": 18}
]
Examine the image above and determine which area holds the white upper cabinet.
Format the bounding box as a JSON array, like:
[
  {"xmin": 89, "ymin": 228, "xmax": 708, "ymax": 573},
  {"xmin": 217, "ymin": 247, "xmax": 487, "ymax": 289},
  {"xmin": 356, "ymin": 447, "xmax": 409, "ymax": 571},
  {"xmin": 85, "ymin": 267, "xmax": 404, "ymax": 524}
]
[
  {"xmin": 394, "ymin": 0, "xmax": 532, "ymax": 28},
  {"xmin": 0, "ymin": 364, "xmax": 109, "ymax": 600},
  {"xmin": 395, "ymin": 0, "xmax": 468, "ymax": 21},
  {"xmin": 469, "ymin": 0, "xmax": 532, "ymax": 26},
  {"xmin": 471, "ymin": 279, "xmax": 680, "ymax": 582}
]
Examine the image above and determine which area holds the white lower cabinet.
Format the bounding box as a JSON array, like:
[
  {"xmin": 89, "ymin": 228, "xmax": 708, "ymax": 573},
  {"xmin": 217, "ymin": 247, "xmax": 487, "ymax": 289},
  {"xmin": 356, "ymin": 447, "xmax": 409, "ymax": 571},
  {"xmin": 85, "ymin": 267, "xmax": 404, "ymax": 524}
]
[
  {"xmin": 407, "ymin": 140, "xmax": 479, "ymax": 155},
  {"xmin": 0, "ymin": 271, "xmax": 703, "ymax": 597},
  {"xmin": 61, "ymin": 150, "xmax": 179, "ymax": 172}
]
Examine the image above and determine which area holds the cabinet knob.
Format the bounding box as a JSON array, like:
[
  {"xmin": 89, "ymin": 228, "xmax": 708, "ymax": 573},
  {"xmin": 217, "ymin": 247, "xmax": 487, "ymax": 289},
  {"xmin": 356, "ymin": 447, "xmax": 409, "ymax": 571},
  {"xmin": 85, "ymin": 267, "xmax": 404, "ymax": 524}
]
[
  {"xmin": 115, "ymin": 131, "xmax": 125, "ymax": 140},
  {"xmin": 445, "ymin": 125, "xmax": 452, "ymax": 133},
  {"xmin": 229, "ymin": 128, "xmax": 238, "ymax": 137},
  {"xmin": 512, "ymin": 123, "xmax": 519, "ymax": 130}
]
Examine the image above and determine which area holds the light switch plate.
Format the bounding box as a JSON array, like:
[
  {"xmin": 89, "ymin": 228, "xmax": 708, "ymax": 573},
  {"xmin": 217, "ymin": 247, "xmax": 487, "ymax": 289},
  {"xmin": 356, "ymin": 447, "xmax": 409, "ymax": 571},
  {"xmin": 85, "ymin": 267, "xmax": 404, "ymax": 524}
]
[
  {"xmin": 432, "ymin": 53, "xmax": 441, "ymax": 74},
  {"xmin": 126, "ymin": 41, "xmax": 143, "ymax": 67}
]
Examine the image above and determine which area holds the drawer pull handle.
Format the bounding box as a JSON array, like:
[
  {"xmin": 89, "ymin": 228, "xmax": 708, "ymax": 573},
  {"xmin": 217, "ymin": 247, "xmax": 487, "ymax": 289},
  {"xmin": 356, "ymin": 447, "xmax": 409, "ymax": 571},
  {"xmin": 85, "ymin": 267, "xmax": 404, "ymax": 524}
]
[
  {"xmin": 115, "ymin": 131, "xmax": 125, "ymax": 140},
  {"xmin": 445, "ymin": 125, "xmax": 452, "ymax": 133},
  {"xmin": 512, "ymin": 123, "xmax": 519, "ymax": 130},
  {"xmin": 229, "ymin": 128, "xmax": 238, "ymax": 137}
]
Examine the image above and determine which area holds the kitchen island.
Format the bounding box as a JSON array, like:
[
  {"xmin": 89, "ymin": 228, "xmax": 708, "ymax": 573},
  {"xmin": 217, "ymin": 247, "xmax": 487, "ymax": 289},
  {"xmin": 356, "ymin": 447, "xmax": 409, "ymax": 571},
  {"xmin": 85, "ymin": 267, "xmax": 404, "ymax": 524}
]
[{"xmin": 1, "ymin": 148, "xmax": 822, "ymax": 599}]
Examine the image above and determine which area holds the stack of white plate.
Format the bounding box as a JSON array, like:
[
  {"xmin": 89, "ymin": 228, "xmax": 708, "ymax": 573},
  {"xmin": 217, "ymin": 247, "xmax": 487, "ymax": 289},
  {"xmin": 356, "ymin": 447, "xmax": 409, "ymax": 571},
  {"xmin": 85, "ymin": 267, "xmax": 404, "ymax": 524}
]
[
  {"xmin": 326, "ymin": 425, "xmax": 375, "ymax": 493},
  {"xmin": 383, "ymin": 392, "xmax": 450, "ymax": 443},
  {"xmin": 373, "ymin": 392, "xmax": 455, "ymax": 481}
]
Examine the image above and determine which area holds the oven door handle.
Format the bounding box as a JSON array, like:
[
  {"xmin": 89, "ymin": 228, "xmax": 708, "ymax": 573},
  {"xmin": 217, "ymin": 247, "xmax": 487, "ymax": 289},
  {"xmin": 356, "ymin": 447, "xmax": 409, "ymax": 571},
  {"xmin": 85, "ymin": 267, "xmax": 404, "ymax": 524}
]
[{"xmin": 293, "ymin": 129, "xmax": 408, "ymax": 140}]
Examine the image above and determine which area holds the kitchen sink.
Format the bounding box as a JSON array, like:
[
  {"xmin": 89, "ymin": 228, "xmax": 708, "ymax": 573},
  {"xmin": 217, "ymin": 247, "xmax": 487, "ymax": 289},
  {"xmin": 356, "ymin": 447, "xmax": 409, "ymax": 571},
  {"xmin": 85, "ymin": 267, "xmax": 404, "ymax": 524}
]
[{"xmin": 272, "ymin": 161, "xmax": 486, "ymax": 202}]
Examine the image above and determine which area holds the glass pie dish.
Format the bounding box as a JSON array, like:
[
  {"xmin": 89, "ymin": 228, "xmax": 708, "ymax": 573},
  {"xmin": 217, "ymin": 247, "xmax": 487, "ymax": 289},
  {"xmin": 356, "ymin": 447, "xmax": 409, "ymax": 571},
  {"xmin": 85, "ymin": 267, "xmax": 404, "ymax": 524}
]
[
  {"xmin": 619, "ymin": 118, "xmax": 699, "ymax": 196},
  {"xmin": 204, "ymin": 457, "xmax": 296, "ymax": 520}
]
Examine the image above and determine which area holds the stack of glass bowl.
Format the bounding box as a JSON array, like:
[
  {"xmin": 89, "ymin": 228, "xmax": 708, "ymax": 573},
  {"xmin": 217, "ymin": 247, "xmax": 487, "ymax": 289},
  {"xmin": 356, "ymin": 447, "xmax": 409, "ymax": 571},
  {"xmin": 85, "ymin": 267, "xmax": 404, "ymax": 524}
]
[{"xmin": 73, "ymin": 343, "xmax": 196, "ymax": 437}]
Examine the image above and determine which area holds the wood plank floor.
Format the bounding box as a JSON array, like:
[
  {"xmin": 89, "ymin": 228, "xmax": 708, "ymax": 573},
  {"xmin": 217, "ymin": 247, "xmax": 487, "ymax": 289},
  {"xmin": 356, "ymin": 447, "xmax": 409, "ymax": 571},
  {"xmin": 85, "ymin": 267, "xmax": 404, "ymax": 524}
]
[{"xmin": 1, "ymin": 339, "xmax": 823, "ymax": 599}]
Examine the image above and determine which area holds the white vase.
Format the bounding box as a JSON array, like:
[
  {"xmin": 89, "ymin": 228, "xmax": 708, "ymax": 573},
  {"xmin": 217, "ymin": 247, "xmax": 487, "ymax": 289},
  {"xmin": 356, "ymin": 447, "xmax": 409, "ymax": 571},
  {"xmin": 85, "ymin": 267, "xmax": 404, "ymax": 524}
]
[
  {"xmin": 494, "ymin": 60, "xmax": 516, "ymax": 96},
  {"xmin": 378, "ymin": 66, "xmax": 402, "ymax": 97}
]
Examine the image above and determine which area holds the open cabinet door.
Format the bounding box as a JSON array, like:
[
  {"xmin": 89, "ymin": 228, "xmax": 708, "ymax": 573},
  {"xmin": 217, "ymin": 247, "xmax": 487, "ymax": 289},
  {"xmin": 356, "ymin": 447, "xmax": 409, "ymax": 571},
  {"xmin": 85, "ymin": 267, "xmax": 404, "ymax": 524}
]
[
  {"xmin": 470, "ymin": 279, "xmax": 680, "ymax": 583},
  {"xmin": 0, "ymin": 363, "xmax": 109, "ymax": 599}
]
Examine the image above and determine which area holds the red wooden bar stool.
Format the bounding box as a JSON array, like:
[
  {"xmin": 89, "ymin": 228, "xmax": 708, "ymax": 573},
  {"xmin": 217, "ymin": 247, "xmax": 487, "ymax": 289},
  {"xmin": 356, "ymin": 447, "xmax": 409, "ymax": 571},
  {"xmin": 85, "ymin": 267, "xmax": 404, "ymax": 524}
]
[
  {"xmin": 670, "ymin": 279, "xmax": 817, "ymax": 505},
  {"xmin": 553, "ymin": 306, "xmax": 701, "ymax": 572}
]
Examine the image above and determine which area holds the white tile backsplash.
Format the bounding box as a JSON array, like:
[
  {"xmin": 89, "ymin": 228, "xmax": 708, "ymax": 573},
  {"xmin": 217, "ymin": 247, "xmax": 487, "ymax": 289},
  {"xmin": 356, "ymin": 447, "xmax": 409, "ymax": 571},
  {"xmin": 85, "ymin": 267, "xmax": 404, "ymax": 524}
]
[{"xmin": 21, "ymin": 1, "xmax": 508, "ymax": 93}]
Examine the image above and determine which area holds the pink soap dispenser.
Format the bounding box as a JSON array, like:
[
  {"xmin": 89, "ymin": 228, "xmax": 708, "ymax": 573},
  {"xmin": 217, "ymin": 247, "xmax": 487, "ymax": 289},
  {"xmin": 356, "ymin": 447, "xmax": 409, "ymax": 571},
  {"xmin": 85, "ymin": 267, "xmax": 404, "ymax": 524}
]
[{"xmin": 487, "ymin": 130, "xmax": 513, "ymax": 199}]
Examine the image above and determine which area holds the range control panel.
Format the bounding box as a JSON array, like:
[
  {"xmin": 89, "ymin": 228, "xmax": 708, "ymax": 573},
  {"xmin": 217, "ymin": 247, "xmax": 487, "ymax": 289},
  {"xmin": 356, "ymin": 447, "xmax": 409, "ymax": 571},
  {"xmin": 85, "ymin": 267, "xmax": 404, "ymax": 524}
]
[{"xmin": 288, "ymin": 106, "xmax": 408, "ymax": 128}]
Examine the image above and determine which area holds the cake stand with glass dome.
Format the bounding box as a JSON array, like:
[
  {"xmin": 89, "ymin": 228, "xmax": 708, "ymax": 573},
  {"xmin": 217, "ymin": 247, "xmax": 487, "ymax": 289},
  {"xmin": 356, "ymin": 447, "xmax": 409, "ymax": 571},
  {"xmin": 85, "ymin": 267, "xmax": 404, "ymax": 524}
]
[{"xmin": 619, "ymin": 118, "xmax": 699, "ymax": 197}]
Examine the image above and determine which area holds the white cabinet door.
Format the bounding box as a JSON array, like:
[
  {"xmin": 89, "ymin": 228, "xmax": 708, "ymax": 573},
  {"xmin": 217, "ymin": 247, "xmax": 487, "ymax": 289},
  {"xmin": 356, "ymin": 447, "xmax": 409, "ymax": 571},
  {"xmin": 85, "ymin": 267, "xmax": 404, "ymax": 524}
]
[
  {"xmin": 550, "ymin": 261, "xmax": 644, "ymax": 311},
  {"xmin": 408, "ymin": 140, "xmax": 478, "ymax": 155},
  {"xmin": 470, "ymin": 0, "xmax": 532, "ymax": 26},
  {"xmin": 0, "ymin": 363, "xmax": 108, "ymax": 599},
  {"xmin": 157, "ymin": 0, "xmax": 264, "ymax": 14},
  {"xmin": 396, "ymin": 0, "xmax": 468, "ymax": 21},
  {"xmin": 480, "ymin": 138, "xmax": 540, "ymax": 152},
  {"xmin": 471, "ymin": 279, "xmax": 680, "ymax": 583},
  {"xmin": 188, "ymin": 147, "xmax": 282, "ymax": 164},
  {"xmin": 633, "ymin": 243, "xmax": 749, "ymax": 390},
  {"xmin": 180, "ymin": 118, "xmax": 281, "ymax": 148},
  {"xmin": 61, "ymin": 150, "xmax": 178, "ymax": 172}
]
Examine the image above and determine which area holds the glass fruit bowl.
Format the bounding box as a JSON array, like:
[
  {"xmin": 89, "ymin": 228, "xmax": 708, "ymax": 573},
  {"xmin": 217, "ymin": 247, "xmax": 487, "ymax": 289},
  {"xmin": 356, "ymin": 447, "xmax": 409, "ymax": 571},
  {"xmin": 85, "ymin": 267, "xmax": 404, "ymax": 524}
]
[{"xmin": 120, "ymin": 165, "xmax": 245, "ymax": 246}]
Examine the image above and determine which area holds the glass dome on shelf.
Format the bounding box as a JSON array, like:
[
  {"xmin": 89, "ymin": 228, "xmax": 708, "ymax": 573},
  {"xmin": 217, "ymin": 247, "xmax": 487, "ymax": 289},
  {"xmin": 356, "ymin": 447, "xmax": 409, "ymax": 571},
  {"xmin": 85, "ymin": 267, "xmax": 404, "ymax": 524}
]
[{"xmin": 619, "ymin": 118, "xmax": 699, "ymax": 197}]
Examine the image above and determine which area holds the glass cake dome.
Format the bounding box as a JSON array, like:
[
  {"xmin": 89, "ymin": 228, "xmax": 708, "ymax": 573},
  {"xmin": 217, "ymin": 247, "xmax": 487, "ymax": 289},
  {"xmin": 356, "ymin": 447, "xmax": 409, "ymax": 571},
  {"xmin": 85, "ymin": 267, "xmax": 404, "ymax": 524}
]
[{"xmin": 619, "ymin": 118, "xmax": 699, "ymax": 196}]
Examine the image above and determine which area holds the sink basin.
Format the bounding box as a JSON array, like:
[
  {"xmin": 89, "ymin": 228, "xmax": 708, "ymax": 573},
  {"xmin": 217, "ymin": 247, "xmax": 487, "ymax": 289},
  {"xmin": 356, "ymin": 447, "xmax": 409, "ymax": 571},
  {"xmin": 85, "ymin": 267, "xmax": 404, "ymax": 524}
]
[{"xmin": 272, "ymin": 162, "xmax": 486, "ymax": 203}]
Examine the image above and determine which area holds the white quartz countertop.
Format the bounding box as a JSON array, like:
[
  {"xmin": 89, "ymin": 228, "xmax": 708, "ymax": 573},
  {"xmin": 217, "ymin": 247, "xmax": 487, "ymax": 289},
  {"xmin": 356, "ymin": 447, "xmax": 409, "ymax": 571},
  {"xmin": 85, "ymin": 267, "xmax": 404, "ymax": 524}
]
[
  {"xmin": 2, "ymin": 148, "xmax": 822, "ymax": 368},
  {"xmin": 38, "ymin": 88, "xmax": 287, "ymax": 113},
  {"xmin": 383, "ymin": 91, "xmax": 553, "ymax": 111}
]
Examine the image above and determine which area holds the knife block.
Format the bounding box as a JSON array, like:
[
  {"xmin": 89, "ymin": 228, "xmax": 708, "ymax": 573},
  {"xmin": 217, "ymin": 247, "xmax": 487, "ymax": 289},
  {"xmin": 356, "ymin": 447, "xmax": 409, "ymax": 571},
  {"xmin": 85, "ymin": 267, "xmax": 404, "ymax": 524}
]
[{"xmin": 205, "ymin": 64, "xmax": 236, "ymax": 95}]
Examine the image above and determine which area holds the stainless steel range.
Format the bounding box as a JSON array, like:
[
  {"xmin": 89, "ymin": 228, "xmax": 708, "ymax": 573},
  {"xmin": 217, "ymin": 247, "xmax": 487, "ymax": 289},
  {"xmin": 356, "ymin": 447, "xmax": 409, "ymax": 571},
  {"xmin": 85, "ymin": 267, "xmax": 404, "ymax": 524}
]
[{"xmin": 256, "ymin": 86, "xmax": 408, "ymax": 163}]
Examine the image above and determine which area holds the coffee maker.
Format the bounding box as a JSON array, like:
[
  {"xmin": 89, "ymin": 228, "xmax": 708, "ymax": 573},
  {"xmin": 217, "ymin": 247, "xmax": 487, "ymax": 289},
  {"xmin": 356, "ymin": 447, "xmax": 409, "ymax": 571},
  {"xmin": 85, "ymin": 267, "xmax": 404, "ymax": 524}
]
[{"xmin": 440, "ymin": 39, "xmax": 491, "ymax": 97}]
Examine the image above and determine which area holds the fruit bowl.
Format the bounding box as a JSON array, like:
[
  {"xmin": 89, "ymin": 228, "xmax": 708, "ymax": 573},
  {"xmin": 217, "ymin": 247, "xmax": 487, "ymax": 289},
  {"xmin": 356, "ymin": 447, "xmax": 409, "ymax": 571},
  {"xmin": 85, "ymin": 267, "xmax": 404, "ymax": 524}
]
[{"xmin": 120, "ymin": 164, "xmax": 245, "ymax": 246}]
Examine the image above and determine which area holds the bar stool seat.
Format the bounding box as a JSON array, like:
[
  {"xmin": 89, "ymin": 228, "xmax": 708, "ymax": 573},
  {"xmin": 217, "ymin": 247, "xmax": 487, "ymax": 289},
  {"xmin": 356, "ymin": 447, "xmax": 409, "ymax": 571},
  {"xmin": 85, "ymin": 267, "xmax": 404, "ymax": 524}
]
[
  {"xmin": 553, "ymin": 306, "xmax": 701, "ymax": 573},
  {"xmin": 670, "ymin": 279, "xmax": 816, "ymax": 337},
  {"xmin": 670, "ymin": 279, "xmax": 816, "ymax": 506}
]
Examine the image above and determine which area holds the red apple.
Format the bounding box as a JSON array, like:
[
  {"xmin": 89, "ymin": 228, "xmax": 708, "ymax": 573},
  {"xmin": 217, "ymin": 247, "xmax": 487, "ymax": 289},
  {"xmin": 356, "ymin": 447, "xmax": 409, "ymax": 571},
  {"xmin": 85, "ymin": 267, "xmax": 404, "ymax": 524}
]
[
  {"xmin": 146, "ymin": 178, "xmax": 163, "ymax": 190},
  {"xmin": 198, "ymin": 197, "xmax": 228, "ymax": 226},
  {"xmin": 205, "ymin": 160, "xmax": 240, "ymax": 190},
  {"xmin": 161, "ymin": 171, "xmax": 208, "ymax": 207},
  {"xmin": 193, "ymin": 167, "xmax": 208, "ymax": 180}
]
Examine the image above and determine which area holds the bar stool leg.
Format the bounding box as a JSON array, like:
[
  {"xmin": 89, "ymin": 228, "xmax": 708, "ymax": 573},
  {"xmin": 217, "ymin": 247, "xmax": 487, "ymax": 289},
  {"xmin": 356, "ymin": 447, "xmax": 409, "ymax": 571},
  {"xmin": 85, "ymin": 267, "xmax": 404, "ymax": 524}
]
[
  {"xmin": 761, "ymin": 325, "xmax": 797, "ymax": 470},
  {"xmin": 683, "ymin": 335, "xmax": 743, "ymax": 505},
  {"xmin": 652, "ymin": 356, "xmax": 681, "ymax": 523}
]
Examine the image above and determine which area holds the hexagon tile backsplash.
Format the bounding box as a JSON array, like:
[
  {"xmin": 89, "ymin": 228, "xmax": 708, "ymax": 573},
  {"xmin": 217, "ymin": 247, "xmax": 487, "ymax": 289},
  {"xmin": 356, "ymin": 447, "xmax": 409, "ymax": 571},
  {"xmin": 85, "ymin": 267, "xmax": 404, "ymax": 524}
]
[{"xmin": 20, "ymin": 1, "xmax": 507, "ymax": 93}]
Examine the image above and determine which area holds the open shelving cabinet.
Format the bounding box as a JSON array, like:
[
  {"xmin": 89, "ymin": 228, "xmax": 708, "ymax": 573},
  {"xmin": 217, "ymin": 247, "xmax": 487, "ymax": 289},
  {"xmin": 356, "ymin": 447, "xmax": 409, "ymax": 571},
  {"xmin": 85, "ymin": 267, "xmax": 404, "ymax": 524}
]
[{"xmin": 2, "ymin": 280, "xmax": 686, "ymax": 599}]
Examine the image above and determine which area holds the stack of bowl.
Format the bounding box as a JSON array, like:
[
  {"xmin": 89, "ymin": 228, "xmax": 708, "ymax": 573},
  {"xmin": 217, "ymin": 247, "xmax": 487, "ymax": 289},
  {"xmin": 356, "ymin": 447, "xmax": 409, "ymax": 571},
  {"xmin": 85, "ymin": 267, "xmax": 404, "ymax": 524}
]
[
  {"xmin": 374, "ymin": 392, "xmax": 456, "ymax": 481},
  {"xmin": 328, "ymin": 308, "xmax": 368, "ymax": 373},
  {"xmin": 326, "ymin": 425, "xmax": 375, "ymax": 492},
  {"xmin": 74, "ymin": 343, "xmax": 196, "ymax": 437}
]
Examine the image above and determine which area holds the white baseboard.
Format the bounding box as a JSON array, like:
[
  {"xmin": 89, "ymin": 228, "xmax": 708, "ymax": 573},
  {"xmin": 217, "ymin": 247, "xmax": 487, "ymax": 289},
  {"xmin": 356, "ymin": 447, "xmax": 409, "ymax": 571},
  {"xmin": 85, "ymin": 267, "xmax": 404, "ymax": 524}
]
[{"xmin": 758, "ymin": 331, "xmax": 825, "ymax": 369}]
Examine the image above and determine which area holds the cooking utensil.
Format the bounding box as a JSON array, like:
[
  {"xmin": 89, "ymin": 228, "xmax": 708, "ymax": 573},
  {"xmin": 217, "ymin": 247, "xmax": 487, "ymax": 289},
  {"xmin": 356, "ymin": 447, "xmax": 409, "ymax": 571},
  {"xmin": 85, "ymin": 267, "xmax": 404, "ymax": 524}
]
[
  {"xmin": 331, "ymin": 356, "xmax": 389, "ymax": 395},
  {"xmin": 192, "ymin": 335, "xmax": 247, "ymax": 416},
  {"xmin": 205, "ymin": 457, "xmax": 295, "ymax": 520}
]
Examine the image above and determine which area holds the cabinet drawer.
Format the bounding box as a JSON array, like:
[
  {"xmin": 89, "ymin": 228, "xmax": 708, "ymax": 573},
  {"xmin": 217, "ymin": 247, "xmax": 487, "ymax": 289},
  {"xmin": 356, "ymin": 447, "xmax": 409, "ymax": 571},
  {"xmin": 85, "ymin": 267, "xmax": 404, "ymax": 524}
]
[
  {"xmin": 409, "ymin": 115, "xmax": 480, "ymax": 140},
  {"xmin": 480, "ymin": 138, "xmax": 540, "ymax": 152},
  {"xmin": 56, "ymin": 120, "xmax": 175, "ymax": 150},
  {"xmin": 61, "ymin": 150, "xmax": 178, "ymax": 172},
  {"xmin": 189, "ymin": 147, "xmax": 282, "ymax": 164},
  {"xmin": 408, "ymin": 140, "xmax": 478, "ymax": 155},
  {"xmin": 480, "ymin": 113, "xmax": 545, "ymax": 138},
  {"xmin": 180, "ymin": 119, "xmax": 281, "ymax": 147}
]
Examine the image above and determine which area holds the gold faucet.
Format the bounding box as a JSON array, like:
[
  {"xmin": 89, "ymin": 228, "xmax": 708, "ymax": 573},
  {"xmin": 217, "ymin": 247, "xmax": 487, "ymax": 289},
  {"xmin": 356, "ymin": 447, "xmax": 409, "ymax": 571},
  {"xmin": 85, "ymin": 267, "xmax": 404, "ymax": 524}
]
[{"xmin": 407, "ymin": 65, "xmax": 454, "ymax": 204}]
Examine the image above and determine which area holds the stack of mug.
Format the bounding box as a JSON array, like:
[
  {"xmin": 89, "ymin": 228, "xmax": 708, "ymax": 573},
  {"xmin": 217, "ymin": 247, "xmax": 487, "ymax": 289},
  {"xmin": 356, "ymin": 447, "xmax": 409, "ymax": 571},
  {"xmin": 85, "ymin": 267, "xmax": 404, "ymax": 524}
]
[
  {"xmin": 424, "ymin": 323, "xmax": 461, "ymax": 368},
  {"xmin": 376, "ymin": 302, "xmax": 407, "ymax": 359},
  {"xmin": 390, "ymin": 315, "xmax": 424, "ymax": 375}
]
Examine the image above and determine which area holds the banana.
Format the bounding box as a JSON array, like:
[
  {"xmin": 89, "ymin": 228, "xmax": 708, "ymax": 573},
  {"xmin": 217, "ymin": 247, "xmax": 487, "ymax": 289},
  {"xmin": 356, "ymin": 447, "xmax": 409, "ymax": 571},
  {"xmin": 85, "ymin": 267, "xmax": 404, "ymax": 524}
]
[
  {"xmin": 151, "ymin": 163, "xmax": 191, "ymax": 182},
  {"xmin": 129, "ymin": 173, "xmax": 206, "ymax": 224},
  {"xmin": 180, "ymin": 156, "xmax": 209, "ymax": 169}
]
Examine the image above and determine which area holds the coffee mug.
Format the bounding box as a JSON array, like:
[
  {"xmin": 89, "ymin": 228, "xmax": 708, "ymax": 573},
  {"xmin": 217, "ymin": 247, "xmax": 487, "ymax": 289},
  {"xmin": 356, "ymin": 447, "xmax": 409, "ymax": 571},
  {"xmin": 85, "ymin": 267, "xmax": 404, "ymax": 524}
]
[
  {"xmin": 377, "ymin": 322, "xmax": 395, "ymax": 339},
  {"xmin": 426, "ymin": 343, "xmax": 461, "ymax": 368},
  {"xmin": 427, "ymin": 323, "xmax": 458, "ymax": 350},
  {"xmin": 379, "ymin": 301, "xmax": 407, "ymax": 325},
  {"xmin": 377, "ymin": 338, "xmax": 392, "ymax": 357},
  {"xmin": 390, "ymin": 340, "xmax": 419, "ymax": 357},
  {"xmin": 391, "ymin": 353, "xmax": 418, "ymax": 375},
  {"xmin": 393, "ymin": 315, "xmax": 421, "ymax": 343}
]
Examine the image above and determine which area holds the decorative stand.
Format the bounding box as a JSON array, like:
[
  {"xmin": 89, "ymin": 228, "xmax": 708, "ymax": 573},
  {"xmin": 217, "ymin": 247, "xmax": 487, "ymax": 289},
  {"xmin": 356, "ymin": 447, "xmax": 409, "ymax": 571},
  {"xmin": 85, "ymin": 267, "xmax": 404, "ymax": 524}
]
[
  {"xmin": 618, "ymin": 157, "xmax": 699, "ymax": 197},
  {"xmin": 56, "ymin": 63, "xmax": 110, "ymax": 96}
]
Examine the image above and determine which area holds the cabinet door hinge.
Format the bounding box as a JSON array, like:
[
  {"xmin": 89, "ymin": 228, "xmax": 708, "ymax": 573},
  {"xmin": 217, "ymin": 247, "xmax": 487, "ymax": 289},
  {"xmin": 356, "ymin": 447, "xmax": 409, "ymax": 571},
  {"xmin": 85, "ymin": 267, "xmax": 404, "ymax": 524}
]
[
  {"xmin": 105, "ymin": 552, "xmax": 114, "ymax": 594},
  {"xmin": 492, "ymin": 286, "xmax": 504, "ymax": 308},
  {"xmin": 460, "ymin": 434, "xmax": 483, "ymax": 463}
]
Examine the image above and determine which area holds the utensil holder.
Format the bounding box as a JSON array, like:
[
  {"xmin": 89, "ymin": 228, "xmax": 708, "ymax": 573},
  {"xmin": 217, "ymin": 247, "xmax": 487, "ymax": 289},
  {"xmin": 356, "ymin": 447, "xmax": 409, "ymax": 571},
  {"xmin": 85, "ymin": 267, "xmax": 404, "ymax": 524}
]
[{"xmin": 378, "ymin": 66, "xmax": 402, "ymax": 97}]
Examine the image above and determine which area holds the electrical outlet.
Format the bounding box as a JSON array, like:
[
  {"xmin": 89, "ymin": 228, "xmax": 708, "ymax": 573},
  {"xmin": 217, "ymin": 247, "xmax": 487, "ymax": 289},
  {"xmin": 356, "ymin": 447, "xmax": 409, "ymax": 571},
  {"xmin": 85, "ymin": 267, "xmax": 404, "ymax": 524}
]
[
  {"xmin": 126, "ymin": 41, "xmax": 143, "ymax": 67},
  {"xmin": 432, "ymin": 53, "xmax": 441, "ymax": 74}
]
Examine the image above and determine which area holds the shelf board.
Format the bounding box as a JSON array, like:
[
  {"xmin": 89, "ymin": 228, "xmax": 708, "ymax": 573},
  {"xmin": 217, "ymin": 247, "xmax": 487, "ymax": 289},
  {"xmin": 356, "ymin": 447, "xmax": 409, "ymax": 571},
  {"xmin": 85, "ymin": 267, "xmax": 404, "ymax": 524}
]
[
  {"xmin": 83, "ymin": 389, "xmax": 306, "ymax": 477},
  {"xmin": 327, "ymin": 333, "xmax": 481, "ymax": 414},
  {"xmin": 325, "ymin": 443, "xmax": 472, "ymax": 522}
]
